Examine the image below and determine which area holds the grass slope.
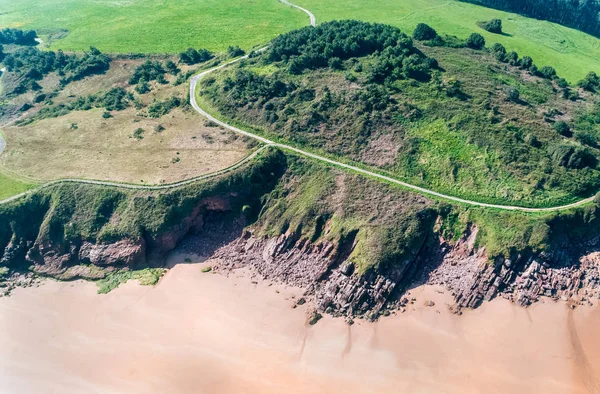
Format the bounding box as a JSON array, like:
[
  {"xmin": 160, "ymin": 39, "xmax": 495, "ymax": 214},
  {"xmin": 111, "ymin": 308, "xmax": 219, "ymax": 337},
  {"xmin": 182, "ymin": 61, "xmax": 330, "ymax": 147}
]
[
  {"xmin": 294, "ymin": 0, "xmax": 600, "ymax": 82},
  {"xmin": 0, "ymin": 0, "xmax": 306, "ymax": 53}
]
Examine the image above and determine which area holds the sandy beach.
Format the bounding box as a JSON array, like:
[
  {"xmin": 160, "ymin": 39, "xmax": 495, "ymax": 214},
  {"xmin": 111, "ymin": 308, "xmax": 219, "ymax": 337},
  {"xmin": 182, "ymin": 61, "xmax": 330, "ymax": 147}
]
[{"xmin": 2, "ymin": 256, "xmax": 600, "ymax": 394}]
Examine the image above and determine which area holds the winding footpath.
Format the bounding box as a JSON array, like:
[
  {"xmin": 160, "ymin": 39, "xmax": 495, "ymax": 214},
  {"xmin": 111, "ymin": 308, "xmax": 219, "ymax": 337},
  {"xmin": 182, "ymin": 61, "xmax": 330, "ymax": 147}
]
[{"xmin": 0, "ymin": 1, "xmax": 597, "ymax": 212}]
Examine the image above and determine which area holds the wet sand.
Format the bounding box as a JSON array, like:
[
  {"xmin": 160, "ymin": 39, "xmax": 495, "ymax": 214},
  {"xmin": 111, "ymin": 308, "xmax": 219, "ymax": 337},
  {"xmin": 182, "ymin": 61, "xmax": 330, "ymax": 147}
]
[{"xmin": 2, "ymin": 258, "xmax": 600, "ymax": 394}]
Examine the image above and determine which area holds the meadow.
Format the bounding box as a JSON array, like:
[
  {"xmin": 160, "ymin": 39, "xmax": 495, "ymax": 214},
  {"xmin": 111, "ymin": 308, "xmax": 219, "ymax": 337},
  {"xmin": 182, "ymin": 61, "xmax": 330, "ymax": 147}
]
[
  {"xmin": 0, "ymin": 0, "xmax": 306, "ymax": 53},
  {"xmin": 0, "ymin": 171, "xmax": 35, "ymax": 201},
  {"xmin": 294, "ymin": 0, "xmax": 600, "ymax": 83}
]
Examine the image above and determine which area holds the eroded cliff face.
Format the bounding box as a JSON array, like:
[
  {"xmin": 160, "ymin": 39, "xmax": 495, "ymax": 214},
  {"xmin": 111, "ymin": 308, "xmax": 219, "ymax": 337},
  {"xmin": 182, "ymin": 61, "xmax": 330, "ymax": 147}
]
[
  {"xmin": 209, "ymin": 223, "xmax": 600, "ymax": 318},
  {"xmin": 425, "ymin": 227, "xmax": 600, "ymax": 310},
  {"xmin": 0, "ymin": 195, "xmax": 239, "ymax": 280},
  {"xmin": 3, "ymin": 191, "xmax": 600, "ymax": 316},
  {"xmin": 3, "ymin": 149, "xmax": 600, "ymax": 317}
]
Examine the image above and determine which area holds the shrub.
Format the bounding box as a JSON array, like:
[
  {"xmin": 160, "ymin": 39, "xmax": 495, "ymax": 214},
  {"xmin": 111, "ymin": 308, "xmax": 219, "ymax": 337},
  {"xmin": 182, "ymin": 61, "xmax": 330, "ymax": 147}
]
[
  {"xmin": 538, "ymin": 66, "xmax": 557, "ymax": 79},
  {"xmin": 33, "ymin": 93, "xmax": 46, "ymax": 103},
  {"xmin": 505, "ymin": 51, "xmax": 519, "ymax": 66},
  {"xmin": 0, "ymin": 28, "xmax": 38, "ymax": 45},
  {"xmin": 490, "ymin": 43, "xmax": 506, "ymax": 61},
  {"xmin": 519, "ymin": 56, "xmax": 533, "ymax": 69},
  {"xmin": 227, "ymin": 45, "xmax": 245, "ymax": 58},
  {"xmin": 179, "ymin": 48, "xmax": 213, "ymax": 65},
  {"xmin": 445, "ymin": 78, "xmax": 465, "ymax": 98},
  {"xmin": 506, "ymin": 87, "xmax": 520, "ymax": 103},
  {"xmin": 129, "ymin": 60, "xmax": 165, "ymax": 84},
  {"xmin": 575, "ymin": 130, "xmax": 597, "ymax": 146},
  {"xmin": 3, "ymin": 46, "xmax": 110, "ymax": 94},
  {"xmin": 102, "ymin": 87, "xmax": 130, "ymax": 111},
  {"xmin": 102, "ymin": 111, "xmax": 112, "ymax": 119},
  {"xmin": 466, "ymin": 33, "xmax": 485, "ymax": 49},
  {"xmin": 479, "ymin": 19, "xmax": 502, "ymax": 34},
  {"xmin": 412, "ymin": 23, "xmax": 438, "ymax": 40},
  {"xmin": 328, "ymin": 57, "xmax": 343, "ymax": 70},
  {"xmin": 524, "ymin": 133, "xmax": 539, "ymax": 147},
  {"xmin": 553, "ymin": 120, "xmax": 572, "ymax": 137},
  {"xmin": 133, "ymin": 128, "xmax": 144, "ymax": 139},
  {"xmin": 147, "ymin": 95, "xmax": 182, "ymax": 118},
  {"xmin": 135, "ymin": 79, "xmax": 150, "ymax": 94},
  {"xmin": 165, "ymin": 60, "xmax": 180, "ymax": 75},
  {"xmin": 578, "ymin": 72, "xmax": 600, "ymax": 92},
  {"xmin": 268, "ymin": 20, "xmax": 432, "ymax": 78}
]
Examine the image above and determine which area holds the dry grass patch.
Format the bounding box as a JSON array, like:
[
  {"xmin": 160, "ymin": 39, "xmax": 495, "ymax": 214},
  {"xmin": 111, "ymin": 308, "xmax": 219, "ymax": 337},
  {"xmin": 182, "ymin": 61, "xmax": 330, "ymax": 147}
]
[{"xmin": 0, "ymin": 107, "xmax": 253, "ymax": 184}]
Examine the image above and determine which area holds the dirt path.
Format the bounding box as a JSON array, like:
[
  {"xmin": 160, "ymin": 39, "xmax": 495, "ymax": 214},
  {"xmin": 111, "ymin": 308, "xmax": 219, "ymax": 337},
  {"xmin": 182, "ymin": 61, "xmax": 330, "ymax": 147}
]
[
  {"xmin": 0, "ymin": 145, "xmax": 270, "ymax": 204},
  {"xmin": 279, "ymin": 0, "xmax": 316, "ymax": 26}
]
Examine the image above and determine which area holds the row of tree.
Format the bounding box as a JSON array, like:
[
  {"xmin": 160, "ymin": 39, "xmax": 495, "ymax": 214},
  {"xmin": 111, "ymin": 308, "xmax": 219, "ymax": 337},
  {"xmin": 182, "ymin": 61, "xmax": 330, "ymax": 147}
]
[
  {"xmin": 3, "ymin": 46, "xmax": 110, "ymax": 95},
  {"xmin": 0, "ymin": 28, "xmax": 38, "ymax": 46}
]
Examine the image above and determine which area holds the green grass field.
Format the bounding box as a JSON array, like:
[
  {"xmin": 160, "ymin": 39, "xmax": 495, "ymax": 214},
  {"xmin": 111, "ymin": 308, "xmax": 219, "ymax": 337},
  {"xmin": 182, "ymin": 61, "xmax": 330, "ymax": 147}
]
[
  {"xmin": 1, "ymin": 0, "xmax": 598, "ymax": 81},
  {"xmin": 294, "ymin": 0, "xmax": 600, "ymax": 82},
  {"xmin": 0, "ymin": 171, "xmax": 36, "ymax": 200},
  {"xmin": 0, "ymin": 0, "xmax": 306, "ymax": 53}
]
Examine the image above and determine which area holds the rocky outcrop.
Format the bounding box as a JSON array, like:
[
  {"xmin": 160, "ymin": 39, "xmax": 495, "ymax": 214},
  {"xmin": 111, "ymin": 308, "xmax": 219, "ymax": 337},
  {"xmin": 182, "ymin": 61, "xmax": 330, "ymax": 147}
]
[
  {"xmin": 212, "ymin": 227, "xmax": 424, "ymax": 318},
  {"xmin": 210, "ymin": 223, "xmax": 600, "ymax": 318},
  {"xmin": 425, "ymin": 226, "xmax": 600, "ymax": 310},
  {"xmin": 78, "ymin": 239, "xmax": 146, "ymax": 267}
]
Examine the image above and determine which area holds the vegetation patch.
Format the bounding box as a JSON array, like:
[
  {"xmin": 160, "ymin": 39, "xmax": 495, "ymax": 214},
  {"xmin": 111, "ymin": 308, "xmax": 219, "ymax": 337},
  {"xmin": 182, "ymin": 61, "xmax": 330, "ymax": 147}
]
[
  {"xmin": 478, "ymin": 18, "xmax": 503, "ymax": 34},
  {"xmin": 96, "ymin": 268, "xmax": 166, "ymax": 294},
  {"xmin": 292, "ymin": 0, "xmax": 600, "ymax": 82},
  {"xmin": 199, "ymin": 20, "xmax": 600, "ymax": 207}
]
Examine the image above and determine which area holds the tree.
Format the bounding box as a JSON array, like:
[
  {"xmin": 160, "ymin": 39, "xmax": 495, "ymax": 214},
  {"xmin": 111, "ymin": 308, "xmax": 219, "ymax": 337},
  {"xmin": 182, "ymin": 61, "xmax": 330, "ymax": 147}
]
[
  {"xmin": 412, "ymin": 23, "xmax": 438, "ymax": 40},
  {"xmin": 480, "ymin": 19, "xmax": 503, "ymax": 34},
  {"xmin": 466, "ymin": 33, "xmax": 485, "ymax": 49}
]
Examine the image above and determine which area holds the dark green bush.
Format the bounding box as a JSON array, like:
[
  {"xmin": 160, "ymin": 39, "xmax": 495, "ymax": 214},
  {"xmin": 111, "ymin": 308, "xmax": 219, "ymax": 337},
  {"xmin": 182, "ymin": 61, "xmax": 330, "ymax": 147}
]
[
  {"xmin": 553, "ymin": 120, "xmax": 571, "ymax": 137},
  {"xmin": 466, "ymin": 33, "xmax": 486, "ymax": 49},
  {"xmin": 413, "ymin": 23, "xmax": 438, "ymax": 40},
  {"xmin": 179, "ymin": 48, "xmax": 213, "ymax": 65},
  {"xmin": 479, "ymin": 18, "xmax": 502, "ymax": 34}
]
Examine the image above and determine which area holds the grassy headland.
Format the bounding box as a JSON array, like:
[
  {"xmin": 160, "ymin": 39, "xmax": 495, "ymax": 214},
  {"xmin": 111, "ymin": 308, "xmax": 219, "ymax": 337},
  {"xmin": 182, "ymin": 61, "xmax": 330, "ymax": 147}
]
[{"xmin": 198, "ymin": 21, "xmax": 600, "ymax": 207}]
